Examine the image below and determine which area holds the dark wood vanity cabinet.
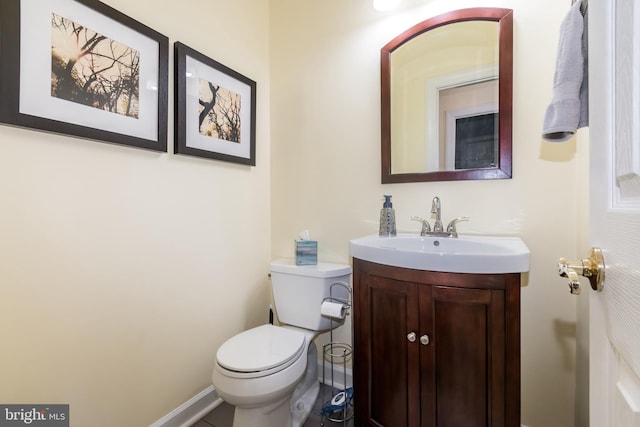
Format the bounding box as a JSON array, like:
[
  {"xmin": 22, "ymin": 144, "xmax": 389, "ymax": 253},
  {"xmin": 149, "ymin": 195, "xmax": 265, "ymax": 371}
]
[{"xmin": 352, "ymin": 258, "xmax": 521, "ymax": 427}]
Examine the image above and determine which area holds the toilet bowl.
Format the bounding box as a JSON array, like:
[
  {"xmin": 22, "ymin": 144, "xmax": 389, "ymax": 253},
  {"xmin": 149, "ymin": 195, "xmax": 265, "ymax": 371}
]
[
  {"xmin": 211, "ymin": 259, "xmax": 351, "ymax": 427},
  {"xmin": 212, "ymin": 325, "xmax": 319, "ymax": 427}
]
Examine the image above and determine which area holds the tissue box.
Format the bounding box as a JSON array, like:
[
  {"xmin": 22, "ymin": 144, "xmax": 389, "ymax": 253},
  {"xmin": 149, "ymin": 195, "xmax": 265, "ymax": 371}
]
[{"xmin": 295, "ymin": 240, "xmax": 318, "ymax": 265}]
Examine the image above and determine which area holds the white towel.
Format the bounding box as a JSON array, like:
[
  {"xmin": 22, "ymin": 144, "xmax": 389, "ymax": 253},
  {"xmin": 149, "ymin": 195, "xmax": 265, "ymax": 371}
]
[{"xmin": 542, "ymin": 0, "xmax": 589, "ymax": 142}]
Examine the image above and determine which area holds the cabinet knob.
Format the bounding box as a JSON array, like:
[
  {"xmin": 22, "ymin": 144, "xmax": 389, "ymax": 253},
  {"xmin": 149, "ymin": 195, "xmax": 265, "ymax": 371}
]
[
  {"xmin": 407, "ymin": 332, "xmax": 417, "ymax": 342},
  {"xmin": 420, "ymin": 334, "xmax": 430, "ymax": 346}
]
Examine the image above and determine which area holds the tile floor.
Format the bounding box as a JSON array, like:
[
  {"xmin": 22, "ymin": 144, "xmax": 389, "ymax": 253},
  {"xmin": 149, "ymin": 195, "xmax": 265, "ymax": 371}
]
[{"xmin": 193, "ymin": 384, "xmax": 353, "ymax": 427}]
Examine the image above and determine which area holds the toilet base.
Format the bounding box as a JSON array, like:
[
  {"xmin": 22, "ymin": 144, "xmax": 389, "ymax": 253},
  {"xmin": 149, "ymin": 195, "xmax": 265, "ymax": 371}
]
[
  {"xmin": 232, "ymin": 395, "xmax": 292, "ymax": 427},
  {"xmin": 290, "ymin": 342, "xmax": 319, "ymax": 427},
  {"xmin": 229, "ymin": 340, "xmax": 320, "ymax": 427}
]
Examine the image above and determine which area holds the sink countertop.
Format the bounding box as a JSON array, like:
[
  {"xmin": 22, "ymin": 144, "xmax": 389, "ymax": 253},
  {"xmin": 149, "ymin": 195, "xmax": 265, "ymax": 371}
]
[{"xmin": 350, "ymin": 234, "xmax": 530, "ymax": 274}]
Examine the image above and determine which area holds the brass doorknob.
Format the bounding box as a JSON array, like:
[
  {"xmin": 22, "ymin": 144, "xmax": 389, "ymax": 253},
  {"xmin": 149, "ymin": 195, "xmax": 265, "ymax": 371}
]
[{"xmin": 558, "ymin": 247, "xmax": 605, "ymax": 294}]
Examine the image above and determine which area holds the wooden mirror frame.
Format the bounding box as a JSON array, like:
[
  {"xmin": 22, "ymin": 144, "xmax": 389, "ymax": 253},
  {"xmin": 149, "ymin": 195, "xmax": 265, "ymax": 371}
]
[{"xmin": 381, "ymin": 8, "xmax": 513, "ymax": 183}]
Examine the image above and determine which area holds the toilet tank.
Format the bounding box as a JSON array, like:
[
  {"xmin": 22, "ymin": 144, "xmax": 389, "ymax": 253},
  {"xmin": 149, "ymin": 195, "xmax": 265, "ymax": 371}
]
[{"xmin": 270, "ymin": 259, "xmax": 351, "ymax": 332}]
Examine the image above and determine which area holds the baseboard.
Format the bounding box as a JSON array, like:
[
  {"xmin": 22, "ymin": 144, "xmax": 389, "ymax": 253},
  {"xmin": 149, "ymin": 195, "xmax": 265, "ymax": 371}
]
[
  {"xmin": 148, "ymin": 385, "xmax": 223, "ymax": 427},
  {"xmin": 318, "ymin": 359, "xmax": 353, "ymax": 390}
]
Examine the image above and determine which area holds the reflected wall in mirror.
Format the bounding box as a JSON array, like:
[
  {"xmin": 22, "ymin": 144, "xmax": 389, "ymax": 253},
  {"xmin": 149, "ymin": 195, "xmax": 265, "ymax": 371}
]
[{"xmin": 381, "ymin": 8, "xmax": 513, "ymax": 183}]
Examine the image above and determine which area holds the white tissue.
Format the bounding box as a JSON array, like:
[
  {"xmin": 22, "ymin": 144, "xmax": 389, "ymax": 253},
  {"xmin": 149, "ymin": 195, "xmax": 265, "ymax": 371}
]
[
  {"xmin": 320, "ymin": 301, "xmax": 347, "ymax": 320},
  {"xmin": 299, "ymin": 229, "xmax": 311, "ymax": 240}
]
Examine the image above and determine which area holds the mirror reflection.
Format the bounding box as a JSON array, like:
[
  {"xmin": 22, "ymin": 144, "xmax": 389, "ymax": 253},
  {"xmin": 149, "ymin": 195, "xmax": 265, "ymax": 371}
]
[
  {"xmin": 381, "ymin": 8, "xmax": 513, "ymax": 183},
  {"xmin": 391, "ymin": 21, "xmax": 498, "ymax": 174}
]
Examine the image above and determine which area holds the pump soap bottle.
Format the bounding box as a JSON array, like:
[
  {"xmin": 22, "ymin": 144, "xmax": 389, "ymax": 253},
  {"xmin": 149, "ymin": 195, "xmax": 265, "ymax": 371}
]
[{"xmin": 379, "ymin": 195, "xmax": 397, "ymax": 237}]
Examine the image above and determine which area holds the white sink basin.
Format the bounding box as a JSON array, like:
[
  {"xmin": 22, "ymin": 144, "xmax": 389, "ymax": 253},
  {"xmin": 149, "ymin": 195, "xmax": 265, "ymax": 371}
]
[{"xmin": 350, "ymin": 234, "xmax": 530, "ymax": 274}]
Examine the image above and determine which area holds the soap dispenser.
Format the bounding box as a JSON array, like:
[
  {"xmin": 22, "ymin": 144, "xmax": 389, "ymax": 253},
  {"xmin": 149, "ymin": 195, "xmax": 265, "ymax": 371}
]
[{"xmin": 379, "ymin": 195, "xmax": 397, "ymax": 237}]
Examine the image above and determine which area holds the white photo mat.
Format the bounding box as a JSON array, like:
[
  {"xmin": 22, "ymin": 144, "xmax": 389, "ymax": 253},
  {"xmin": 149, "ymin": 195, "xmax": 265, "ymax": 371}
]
[
  {"xmin": 174, "ymin": 41, "xmax": 256, "ymax": 165},
  {"xmin": 20, "ymin": 0, "xmax": 161, "ymax": 142},
  {"xmin": 184, "ymin": 56, "xmax": 252, "ymax": 159}
]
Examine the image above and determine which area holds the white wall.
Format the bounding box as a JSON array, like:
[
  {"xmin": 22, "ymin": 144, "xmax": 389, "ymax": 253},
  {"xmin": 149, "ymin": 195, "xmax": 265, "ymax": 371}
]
[
  {"xmin": 270, "ymin": 1, "xmax": 587, "ymax": 426},
  {"xmin": 0, "ymin": 1, "xmax": 271, "ymax": 425}
]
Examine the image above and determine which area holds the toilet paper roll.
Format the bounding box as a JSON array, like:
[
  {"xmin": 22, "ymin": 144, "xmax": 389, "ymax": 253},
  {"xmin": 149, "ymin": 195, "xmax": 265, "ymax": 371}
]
[{"xmin": 320, "ymin": 301, "xmax": 348, "ymax": 320}]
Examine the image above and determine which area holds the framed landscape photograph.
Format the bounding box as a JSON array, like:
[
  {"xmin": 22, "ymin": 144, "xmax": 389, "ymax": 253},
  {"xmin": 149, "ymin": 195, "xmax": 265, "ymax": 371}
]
[
  {"xmin": 174, "ymin": 42, "xmax": 256, "ymax": 165},
  {"xmin": 0, "ymin": 0, "xmax": 168, "ymax": 151}
]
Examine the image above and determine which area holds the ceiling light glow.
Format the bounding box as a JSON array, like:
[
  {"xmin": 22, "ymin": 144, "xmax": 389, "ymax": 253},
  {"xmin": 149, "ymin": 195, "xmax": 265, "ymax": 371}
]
[{"xmin": 373, "ymin": 0, "xmax": 400, "ymax": 11}]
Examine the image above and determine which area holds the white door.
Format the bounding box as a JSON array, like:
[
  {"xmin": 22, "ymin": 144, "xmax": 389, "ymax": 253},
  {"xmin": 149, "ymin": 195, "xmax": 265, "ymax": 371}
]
[{"xmin": 589, "ymin": 0, "xmax": 640, "ymax": 425}]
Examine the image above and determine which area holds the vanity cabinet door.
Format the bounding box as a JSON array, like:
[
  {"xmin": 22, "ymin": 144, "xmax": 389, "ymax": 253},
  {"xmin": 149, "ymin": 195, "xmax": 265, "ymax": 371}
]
[
  {"xmin": 422, "ymin": 285, "xmax": 505, "ymax": 427},
  {"xmin": 353, "ymin": 258, "xmax": 521, "ymax": 427},
  {"xmin": 353, "ymin": 270, "xmax": 421, "ymax": 427}
]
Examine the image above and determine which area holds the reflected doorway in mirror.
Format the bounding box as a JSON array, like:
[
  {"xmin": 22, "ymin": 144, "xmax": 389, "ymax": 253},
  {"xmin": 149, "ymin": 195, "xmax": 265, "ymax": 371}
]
[{"xmin": 439, "ymin": 79, "xmax": 498, "ymax": 171}]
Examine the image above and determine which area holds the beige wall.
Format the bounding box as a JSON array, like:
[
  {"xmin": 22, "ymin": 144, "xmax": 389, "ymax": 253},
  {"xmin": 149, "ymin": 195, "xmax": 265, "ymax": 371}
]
[
  {"xmin": 0, "ymin": 0, "xmax": 271, "ymax": 425},
  {"xmin": 0, "ymin": 0, "xmax": 588, "ymax": 426},
  {"xmin": 270, "ymin": 1, "xmax": 587, "ymax": 427}
]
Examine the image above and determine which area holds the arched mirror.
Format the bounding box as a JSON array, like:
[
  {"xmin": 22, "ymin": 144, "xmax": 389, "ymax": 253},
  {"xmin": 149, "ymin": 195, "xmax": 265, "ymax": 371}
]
[{"xmin": 381, "ymin": 8, "xmax": 513, "ymax": 183}]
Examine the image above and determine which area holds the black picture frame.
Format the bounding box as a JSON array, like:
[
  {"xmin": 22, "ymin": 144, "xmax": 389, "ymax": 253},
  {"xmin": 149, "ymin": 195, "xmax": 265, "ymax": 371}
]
[
  {"xmin": 0, "ymin": 0, "xmax": 168, "ymax": 151},
  {"xmin": 174, "ymin": 42, "xmax": 256, "ymax": 166}
]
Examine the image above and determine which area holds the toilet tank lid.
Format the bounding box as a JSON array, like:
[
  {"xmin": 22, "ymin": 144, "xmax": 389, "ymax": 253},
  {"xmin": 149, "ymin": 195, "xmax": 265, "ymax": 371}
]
[{"xmin": 270, "ymin": 259, "xmax": 351, "ymax": 278}]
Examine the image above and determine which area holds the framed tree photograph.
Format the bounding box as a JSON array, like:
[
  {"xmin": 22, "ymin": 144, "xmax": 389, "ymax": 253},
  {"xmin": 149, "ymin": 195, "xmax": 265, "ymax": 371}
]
[
  {"xmin": 174, "ymin": 42, "xmax": 256, "ymax": 165},
  {"xmin": 0, "ymin": 0, "xmax": 168, "ymax": 151}
]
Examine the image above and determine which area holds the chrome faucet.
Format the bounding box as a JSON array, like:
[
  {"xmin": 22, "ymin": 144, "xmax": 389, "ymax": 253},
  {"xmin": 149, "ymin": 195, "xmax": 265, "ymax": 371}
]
[
  {"xmin": 412, "ymin": 196, "xmax": 470, "ymax": 238},
  {"xmin": 431, "ymin": 197, "xmax": 443, "ymax": 232}
]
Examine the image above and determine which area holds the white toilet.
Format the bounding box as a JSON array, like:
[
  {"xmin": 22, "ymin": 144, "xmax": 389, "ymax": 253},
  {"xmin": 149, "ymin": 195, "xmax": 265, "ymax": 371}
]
[{"xmin": 212, "ymin": 259, "xmax": 351, "ymax": 427}]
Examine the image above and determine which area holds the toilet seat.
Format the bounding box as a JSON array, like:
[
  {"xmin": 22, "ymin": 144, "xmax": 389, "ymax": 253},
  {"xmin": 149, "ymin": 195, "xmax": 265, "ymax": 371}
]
[{"xmin": 216, "ymin": 324, "xmax": 306, "ymax": 379}]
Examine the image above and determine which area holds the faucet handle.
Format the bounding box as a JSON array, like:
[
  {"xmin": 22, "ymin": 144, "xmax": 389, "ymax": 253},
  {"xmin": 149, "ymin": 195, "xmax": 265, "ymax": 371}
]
[
  {"xmin": 446, "ymin": 217, "xmax": 470, "ymax": 236},
  {"xmin": 411, "ymin": 216, "xmax": 431, "ymax": 236}
]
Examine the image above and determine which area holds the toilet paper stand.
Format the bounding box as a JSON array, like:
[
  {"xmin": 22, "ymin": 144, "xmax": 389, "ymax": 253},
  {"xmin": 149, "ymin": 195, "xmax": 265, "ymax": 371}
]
[{"xmin": 320, "ymin": 282, "xmax": 353, "ymax": 426}]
